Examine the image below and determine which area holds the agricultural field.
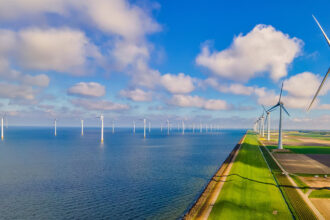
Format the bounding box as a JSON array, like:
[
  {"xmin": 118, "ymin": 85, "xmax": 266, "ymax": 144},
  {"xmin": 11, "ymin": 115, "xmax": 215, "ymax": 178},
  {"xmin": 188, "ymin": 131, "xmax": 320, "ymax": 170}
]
[{"xmin": 259, "ymin": 131, "xmax": 330, "ymax": 219}]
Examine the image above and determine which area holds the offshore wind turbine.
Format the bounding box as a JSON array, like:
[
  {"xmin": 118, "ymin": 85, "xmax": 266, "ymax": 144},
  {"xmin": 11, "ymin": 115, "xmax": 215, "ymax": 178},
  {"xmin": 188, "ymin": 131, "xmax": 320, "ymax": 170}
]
[
  {"xmin": 96, "ymin": 114, "xmax": 104, "ymax": 142},
  {"xmin": 182, "ymin": 120, "xmax": 185, "ymax": 135},
  {"xmin": 54, "ymin": 118, "xmax": 57, "ymax": 136},
  {"xmin": 1, "ymin": 114, "xmax": 3, "ymax": 140},
  {"xmin": 144, "ymin": 118, "xmax": 146, "ymax": 138},
  {"xmin": 81, "ymin": 119, "xmax": 84, "ymax": 136},
  {"xmin": 193, "ymin": 123, "xmax": 195, "ymax": 133},
  {"xmin": 200, "ymin": 122, "xmax": 202, "ymax": 133},
  {"xmin": 160, "ymin": 123, "xmax": 163, "ymax": 132},
  {"xmin": 133, "ymin": 120, "xmax": 136, "ymax": 133},
  {"xmin": 149, "ymin": 121, "xmax": 151, "ymax": 133},
  {"xmin": 308, "ymin": 15, "xmax": 330, "ymax": 111},
  {"xmin": 268, "ymin": 83, "xmax": 290, "ymax": 149},
  {"xmin": 167, "ymin": 119, "xmax": 170, "ymax": 135},
  {"xmin": 112, "ymin": 120, "xmax": 115, "ymax": 134}
]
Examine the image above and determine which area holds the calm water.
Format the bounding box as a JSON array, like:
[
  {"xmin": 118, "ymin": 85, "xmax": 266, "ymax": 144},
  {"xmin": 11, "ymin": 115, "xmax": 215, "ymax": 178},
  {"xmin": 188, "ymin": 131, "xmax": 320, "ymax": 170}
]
[{"xmin": 0, "ymin": 127, "xmax": 245, "ymax": 220}]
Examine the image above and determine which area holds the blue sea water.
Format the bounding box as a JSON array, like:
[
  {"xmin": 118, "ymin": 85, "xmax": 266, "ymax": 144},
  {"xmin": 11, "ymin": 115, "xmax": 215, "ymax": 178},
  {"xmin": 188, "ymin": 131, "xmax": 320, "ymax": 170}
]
[{"xmin": 0, "ymin": 127, "xmax": 245, "ymax": 220}]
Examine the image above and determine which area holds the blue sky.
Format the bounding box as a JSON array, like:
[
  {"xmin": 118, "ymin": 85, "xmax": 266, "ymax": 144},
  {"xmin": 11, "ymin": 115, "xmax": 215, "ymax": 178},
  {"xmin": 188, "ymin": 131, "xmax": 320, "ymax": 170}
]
[{"xmin": 0, "ymin": 0, "xmax": 329, "ymax": 129}]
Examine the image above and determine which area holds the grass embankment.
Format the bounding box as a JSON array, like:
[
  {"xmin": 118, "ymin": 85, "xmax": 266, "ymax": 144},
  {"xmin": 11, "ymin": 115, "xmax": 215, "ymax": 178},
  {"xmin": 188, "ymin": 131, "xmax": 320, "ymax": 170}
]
[
  {"xmin": 260, "ymin": 146, "xmax": 317, "ymax": 220},
  {"xmin": 289, "ymin": 175, "xmax": 309, "ymax": 193},
  {"xmin": 267, "ymin": 145, "xmax": 330, "ymax": 154},
  {"xmin": 208, "ymin": 134, "xmax": 292, "ymax": 219},
  {"xmin": 309, "ymin": 189, "xmax": 330, "ymax": 198}
]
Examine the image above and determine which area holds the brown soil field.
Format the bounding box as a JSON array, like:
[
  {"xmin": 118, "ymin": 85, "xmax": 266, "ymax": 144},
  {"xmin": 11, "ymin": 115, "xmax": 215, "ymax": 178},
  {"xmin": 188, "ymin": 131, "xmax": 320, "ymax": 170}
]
[
  {"xmin": 301, "ymin": 177, "xmax": 330, "ymax": 188},
  {"xmin": 307, "ymin": 154, "xmax": 330, "ymax": 167},
  {"xmin": 310, "ymin": 198, "xmax": 330, "ymax": 219},
  {"xmin": 273, "ymin": 153, "xmax": 330, "ymax": 174}
]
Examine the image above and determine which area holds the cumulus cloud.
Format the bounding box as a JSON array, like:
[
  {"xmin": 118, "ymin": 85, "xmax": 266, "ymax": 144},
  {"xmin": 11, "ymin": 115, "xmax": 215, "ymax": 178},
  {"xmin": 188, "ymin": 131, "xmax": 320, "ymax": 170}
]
[
  {"xmin": 71, "ymin": 99, "xmax": 130, "ymax": 111},
  {"xmin": 0, "ymin": 83, "xmax": 35, "ymax": 100},
  {"xmin": 161, "ymin": 73, "xmax": 195, "ymax": 94},
  {"xmin": 120, "ymin": 88, "xmax": 152, "ymax": 102},
  {"xmin": 205, "ymin": 78, "xmax": 254, "ymax": 95},
  {"xmin": 170, "ymin": 94, "xmax": 228, "ymax": 110},
  {"xmin": 196, "ymin": 25, "xmax": 302, "ymax": 82},
  {"xmin": 68, "ymin": 82, "xmax": 105, "ymax": 97}
]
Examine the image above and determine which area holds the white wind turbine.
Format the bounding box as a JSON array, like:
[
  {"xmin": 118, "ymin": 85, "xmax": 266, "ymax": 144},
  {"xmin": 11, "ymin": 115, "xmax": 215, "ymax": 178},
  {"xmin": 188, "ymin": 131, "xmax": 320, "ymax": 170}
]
[
  {"xmin": 112, "ymin": 120, "xmax": 115, "ymax": 134},
  {"xmin": 1, "ymin": 113, "xmax": 4, "ymax": 140},
  {"xmin": 267, "ymin": 83, "xmax": 290, "ymax": 149},
  {"xmin": 144, "ymin": 118, "xmax": 147, "ymax": 138},
  {"xmin": 308, "ymin": 15, "xmax": 330, "ymax": 111},
  {"xmin": 54, "ymin": 118, "xmax": 57, "ymax": 136},
  {"xmin": 182, "ymin": 120, "xmax": 185, "ymax": 135},
  {"xmin": 200, "ymin": 122, "xmax": 202, "ymax": 133},
  {"xmin": 81, "ymin": 119, "xmax": 84, "ymax": 136},
  {"xmin": 96, "ymin": 114, "xmax": 104, "ymax": 142},
  {"xmin": 260, "ymin": 110, "xmax": 265, "ymax": 137},
  {"xmin": 193, "ymin": 123, "xmax": 195, "ymax": 133},
  {"xmin": 167, "ymin": 119, "xmax": 170, "ymax": 135},
  {"xmin": 149, "ymin": 121, "xmax": 151, "ymax": 133},
  {"xmin": 133, "ymin": 120, "xmax": 136, "ymax": 134},
  {"xmin": 262, "ymin": 106, "xmax": 271, "ymax": 141},
  {"xmin": 160, "ymin": 123, "xmax": 163, "ymax": 132}
]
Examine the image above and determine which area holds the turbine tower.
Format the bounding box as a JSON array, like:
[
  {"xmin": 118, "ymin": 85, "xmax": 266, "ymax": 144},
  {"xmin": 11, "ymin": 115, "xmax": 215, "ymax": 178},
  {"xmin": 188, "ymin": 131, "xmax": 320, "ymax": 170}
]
[
  {"xmin": 1, "ymin": 114, "xmax": 3, "ymax": 140},
  {"xmin": 193, "ymin": 123, "xmax": 195, "ymax": 133},
  {"xmin": 144, "ymin": 118, "xmax": 146, "ymax": 138},
  {"xmin": 160, "ymin": 123, "xmax": 163, "ymax": 132},
  {"xmin": 268, "ymin": 83, "xmax": 290, "ymax": 149},
  {"xmin": 112, "ymin": 120, "xmax": 115, "ymax": 134},
  {"xmin": 54, "ymin": 119, "xmax": 57, "ymax": 136},
  {"xmin": 96, "ymin": 114, "xmax": 104, "ymax": 142},
  {"xmin": 200, "ymin": 122, "xmax": 202, "ymax": 133},
  {"xmin": 81, "ymin": 119, "xmax": 84, "ymax": 136},
  {"xmin": 133, "ymin": 120, "xmax": 136, "ymax": 134},
  {"xmin": 149, "ymin": 121, "xmax": 151, "ymax": 133},
  {"xmin": 308, "ymin": 15, "xmax": 330, "ymax": 111},
  {"xmin": 167, "ymin": 119, "xmax": 170, "ymax": 135},
  {"xmin": 182, "ymin": 120, "xmax": 185, "ymax": 135},
  {"xmin": 263, "ymin": 106, "xmax": 271, "ymax": 141}
]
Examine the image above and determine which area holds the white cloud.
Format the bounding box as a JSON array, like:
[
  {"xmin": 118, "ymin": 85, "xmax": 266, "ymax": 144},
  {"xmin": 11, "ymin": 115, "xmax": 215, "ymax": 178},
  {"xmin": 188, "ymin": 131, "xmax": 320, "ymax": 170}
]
[
  {"xmin": 170, "ymin": 94, "xmax": 228, "ymax": 110},
  {"xmin": 120, "ymin": 88, "xmax": 152, "ymax": 102},
  {"xmin": 0, "ymin": 83, "xmax": 35, "ymax": 100},
  {"xmin": 161, "ymin": 73, "xmax": 195, "ymax": 94},
  {"xmin": 18, "ymin": 28, "xmax": 97, "ymax": 74},
  {"xmin": 196, "ymin": 25, "xmax": 302, "ymax": 82},
  {"xmin": 205, "ymin": 78, "xmax": 254, "ymax": 95},
  {"xmin": 283, "ymin": 72, "xmax": 330, "ymax": 97},
  {"xmin": 68, "ymin": 82, "xmax": 105, "ymax": 97},
  {"xmin": 71, "ymin": 99, "xmax": 129, "ymax": 111}
]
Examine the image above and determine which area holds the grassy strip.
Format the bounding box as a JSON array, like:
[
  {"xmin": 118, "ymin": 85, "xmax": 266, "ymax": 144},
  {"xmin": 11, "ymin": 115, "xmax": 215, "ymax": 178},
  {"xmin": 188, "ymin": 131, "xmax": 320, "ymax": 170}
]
[
  {"xmin": 208, "ymin": 134, "xmax": 292, "ymax": 219},
  {"xmin": 309, "ymin": 189, "xmax": 330, "ymax": 198},
  {"xmin": 260, "ymin": 145, "xmax": 317, "ymax": 220},
  {"xmin": 289, "ymin": 175, "xmax": 309, "ymax": 193},
  {"xmin": 267, "ymin": 145, "xmax": 330, "ymax": 154}
]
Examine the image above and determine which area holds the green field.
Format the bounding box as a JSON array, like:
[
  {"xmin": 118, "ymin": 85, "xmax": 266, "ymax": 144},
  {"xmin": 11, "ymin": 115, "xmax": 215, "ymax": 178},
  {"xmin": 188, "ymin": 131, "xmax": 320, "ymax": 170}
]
[
  {"xmin": 308, "ymin": 189, "xmax": 330, "ymax": 198},
  {"xmin": 267, "ymin": 145, "xmax": 330, "ymax": 154},
  {"xmin": 208, "ymin": 134, "xmax": 292, "ymax": 219}
]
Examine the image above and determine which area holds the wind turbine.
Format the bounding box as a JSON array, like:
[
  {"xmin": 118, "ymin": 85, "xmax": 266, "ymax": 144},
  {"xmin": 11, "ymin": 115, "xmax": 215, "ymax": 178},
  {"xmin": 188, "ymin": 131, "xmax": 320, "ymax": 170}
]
[
  {"xmin": 263, "ymin": 106, "xmax": 271, "ymax": 141},
  {"xmin": 81, "ymin": 119, "xmax": 84, "ymax": 136},
  {"xmin": 96, "ymin": 114, "xmax": 104, "ymax": 142},
  {"xmin": 193, "ymin": 123, "xmax": 195, "ymax": 133},
  {"xmin": 268, "ymin": 83, "xmax": 290, "ymax": 149},
  {"xmin": 182, "ymin": 120, "xmax": 185, "ymax": 135},
  {"xmin": 149, "ymin": 121, "xmax": 151, "ymax": 133},
  {"xmin": 160, "ymin": 123, "xmax": 163, "ymax": 132},
  {"xmin": 167, "ymin": 119, "xmax": 170, "ymax": 135},
  {"xmin": 133, "ymin": 120, "xmax": 136, "ymax": 133},
  {"xmin": 1, "ymin": 113, "xmax": 4, "ymax": 140},
  {"xmin": 54, "ymin": 118, "xmax": 57, "ymax": 136},
  {"xmin": 307, "ymin": 15, "xmax": 330, "ymax": 111},
  {"xmin": 112, "ymin": 120, "xmax": 115, "ymax": 134},
  {"xmin": 200, "ymin": 122, "xmax": 202, "ymax": 133},
  {"xmin": 144, "ymin": 118, "xmax": 147, "ymax": 138},
  {"xmin": 260, "ymin": 110, "xmax": 265, "ymax": 137}
]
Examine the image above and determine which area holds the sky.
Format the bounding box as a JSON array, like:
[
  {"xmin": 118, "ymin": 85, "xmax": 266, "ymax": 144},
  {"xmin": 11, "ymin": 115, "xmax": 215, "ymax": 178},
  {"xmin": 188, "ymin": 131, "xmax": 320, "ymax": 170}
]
[{"xmin": 0, "ymin": 0, "xmax": 329, "ymax": 129}]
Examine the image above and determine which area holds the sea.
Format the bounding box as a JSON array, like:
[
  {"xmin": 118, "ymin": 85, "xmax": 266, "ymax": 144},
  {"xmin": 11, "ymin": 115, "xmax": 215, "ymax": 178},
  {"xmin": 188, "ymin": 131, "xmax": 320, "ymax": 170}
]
[{"xmin": 0, "ymin": 127, "xmax": 245, "ymax": 220}]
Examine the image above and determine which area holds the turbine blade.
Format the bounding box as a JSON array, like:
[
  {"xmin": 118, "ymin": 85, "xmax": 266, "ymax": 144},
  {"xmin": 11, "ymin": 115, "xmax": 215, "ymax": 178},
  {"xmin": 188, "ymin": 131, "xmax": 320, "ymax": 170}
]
[
  {"xmin": 279, "ymin": 82, "xmax": 284, "ymax": 102},
  {"xmin": 313, "ymin": 15, "xmax": 330, "ymax": 47},
  {"xmin": 307, "ymin": 67, "xmax": 330, "ymax": 111},
  {"xmin": 268, "ymin": 103, "xmax": 280, "ymax": 112},
  {"xmin": 262, "ymin": 105, "xmax": 267, "ymax": 112},
  {"xmin": 282, "ymin": 104, "xmax": 290, "ymax": 116}
]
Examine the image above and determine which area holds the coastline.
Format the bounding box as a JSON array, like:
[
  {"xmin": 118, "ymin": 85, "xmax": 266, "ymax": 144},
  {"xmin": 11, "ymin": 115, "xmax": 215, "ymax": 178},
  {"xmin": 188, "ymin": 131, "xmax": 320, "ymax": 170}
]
[{"xmin": 183, "ymin": 133, "xmax": 246, "ymax": 220}]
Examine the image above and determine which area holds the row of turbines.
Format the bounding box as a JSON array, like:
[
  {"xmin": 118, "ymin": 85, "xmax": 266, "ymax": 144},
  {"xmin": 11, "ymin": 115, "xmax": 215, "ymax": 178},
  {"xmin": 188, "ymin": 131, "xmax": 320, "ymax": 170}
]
[
  {"xmin": 1, "ymin": 114, "xmax": 222, "ymax": 143},
  {"xmin": 254, "ymin": 15, "xmax": 329, "ymax": 150}
]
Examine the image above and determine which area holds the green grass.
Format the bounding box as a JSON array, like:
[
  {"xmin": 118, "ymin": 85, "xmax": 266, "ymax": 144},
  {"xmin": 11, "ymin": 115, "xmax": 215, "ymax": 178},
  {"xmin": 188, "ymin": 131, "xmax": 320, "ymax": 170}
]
[
  {"xmin": 208, "ymin": 134, "xmax": 292, "ymax": 220},
  {"xmin": 267, "ymin": 145, "xmax": 330, "ymax": 154},
  {"xmin": 289, "ymin": 175, "xmax": 309, "ymax": 193},
  {"xmin": 309, "ymin": 189, "xmax": 330, "ymax": 198}
]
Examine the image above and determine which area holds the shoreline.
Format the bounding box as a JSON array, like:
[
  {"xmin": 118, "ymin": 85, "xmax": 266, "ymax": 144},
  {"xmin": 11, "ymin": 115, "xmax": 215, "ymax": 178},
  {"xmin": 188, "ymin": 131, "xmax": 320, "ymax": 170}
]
[{"xmin": 183, "ymin": 133, "xmax": 246, "ymax": 220}]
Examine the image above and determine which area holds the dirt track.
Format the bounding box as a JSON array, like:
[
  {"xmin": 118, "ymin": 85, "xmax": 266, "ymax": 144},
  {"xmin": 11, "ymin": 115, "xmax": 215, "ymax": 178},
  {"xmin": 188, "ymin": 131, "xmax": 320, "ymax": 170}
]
[{"xmin": 310, "ymin": 199, "xmax": 330, "ymax": 219}]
